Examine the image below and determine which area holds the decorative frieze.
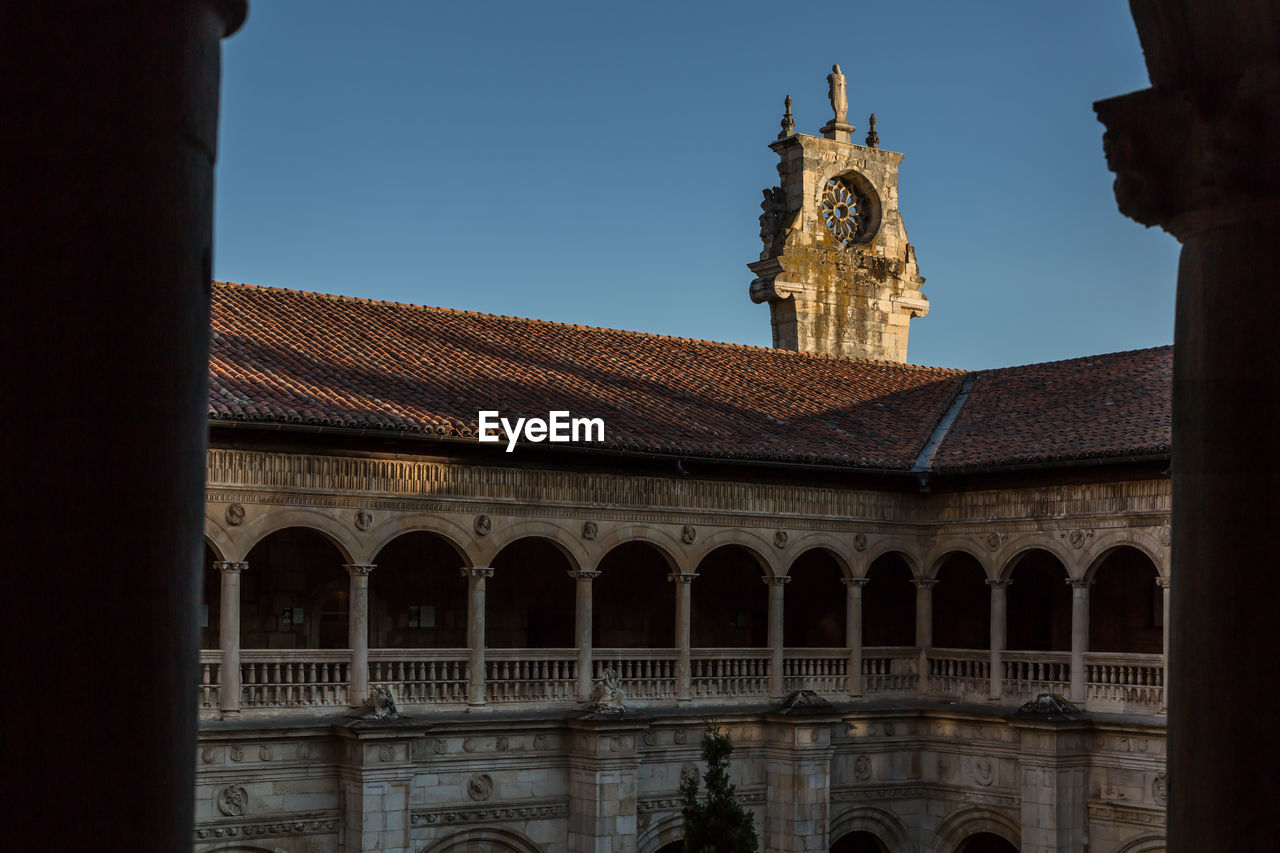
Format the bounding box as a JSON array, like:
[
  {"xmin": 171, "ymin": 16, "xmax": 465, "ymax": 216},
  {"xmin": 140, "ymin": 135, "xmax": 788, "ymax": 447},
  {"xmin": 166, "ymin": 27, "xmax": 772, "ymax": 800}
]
[
  {"xmin": 194, "ymin": 812, "xmax": 340, "ymax": 841},
  {"xmin": 410, "ymin": 800, "xmax": 570, "ymax": 827}
]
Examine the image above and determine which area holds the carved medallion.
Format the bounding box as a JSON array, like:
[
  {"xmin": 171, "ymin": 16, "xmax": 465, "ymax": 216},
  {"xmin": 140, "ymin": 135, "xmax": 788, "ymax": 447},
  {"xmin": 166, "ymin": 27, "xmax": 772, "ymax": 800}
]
[
  {"xmin": 984, "ymin": 532, "xmax": 1002, "ymax": 552},
  {"xmin": 495, "ymin": 735, "xmax": 510, "ymax": 752},
  {"xmin": 258, "ymin": 745, "xmax": 272, "ymax": 761},
  {"xmin": 681, "ymin": 525, "xmax": 696, "ymax": 545},
  {"xmin": 378, "ymin": 745, "xmax": 394, "ymax": 762},
  {"xmin": 467, "ymin": 773, "xmax": 494, "ymax": 801},
  {"xmin": 224, "ymin": 503, "xmax": 245, "ymax": 526},
  {"xmin": 853, "ymin": 754, "xmax": 872, "ymax": 781},
  {"xmin": 1158, "ymin": 525, "xmax": 1172, "ymax": 547},
  {"xmin": 200, "ymin": 747, "xmax": 217, "ymax": 764},
  {"xmin": 295, "ymin": 743, "xmax": 311, "ymax": 761},
  {"xmin": 474, "ymin": 515, "xmax": 491, "ymax": 536},
  {"xmin": 462, "ymin": 737, "xmax": 476, "ymax": 753},
  {"xmin": 354, "ymin": 509, "xmax": 373, "ymax": 531},
  {"xmin": 581, "ymin": 521, "xmax": 598, "ymax": 540},
  {"xmin": 229, "ymin": 745, "xmax": 244, "ymax": 762},
  {"xmin": 774, "ymin": 530, "xmax": 788, "ymax": 549},
  {"xmin": 432, "ymin": 738, "xmax": 448, "ymax": 754},
  {"xmin": 1064, "ymin": 528, "xmax": 1093, "ymax": 549},
  {"xmin": 216, "ymin": 784, "xmax": 249, "ymax": 817},
  {"xmin": 974, "ymin": 757, "xmax": 994, "ymax": 786},
  {"xmin": 674, "ymin": 728, "xmax": 688, "ymax": 745},
  {"xmin": 1153, "ymin": 772, "xmax": 1168, "ymax": 805},
  {"xmin": 532, "ymin": 734, "xmax": 549, "ymax": 751},
  {"xmin": 642, "ymin": 731, "xmax": 656, "ymax": 747},
  {"xmin": 853, "ymin": 532, "xmax": 868, "ymax": 551}
]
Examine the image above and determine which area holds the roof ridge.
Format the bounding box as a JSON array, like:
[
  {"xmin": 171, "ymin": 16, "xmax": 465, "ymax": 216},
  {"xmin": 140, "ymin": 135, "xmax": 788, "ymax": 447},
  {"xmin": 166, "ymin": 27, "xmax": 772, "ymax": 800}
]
[
  {"xmin": 212, "ymin": 280, "xmax": 965, "ymax": 375},
  {"xmin": 975, "ymin": 343, "xmax": 1174, "ymax": 374}
]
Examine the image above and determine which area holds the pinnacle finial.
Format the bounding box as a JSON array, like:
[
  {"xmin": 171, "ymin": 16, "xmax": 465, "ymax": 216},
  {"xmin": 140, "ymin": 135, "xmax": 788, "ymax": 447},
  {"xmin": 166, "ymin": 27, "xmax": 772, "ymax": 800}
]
[
  {"xmin": 865, "ymin": 113, "xmax": 879, "ymax": 148},
  {"xmin": 778, "ymin": 94, "xmax": 795, "ymax": 139}
]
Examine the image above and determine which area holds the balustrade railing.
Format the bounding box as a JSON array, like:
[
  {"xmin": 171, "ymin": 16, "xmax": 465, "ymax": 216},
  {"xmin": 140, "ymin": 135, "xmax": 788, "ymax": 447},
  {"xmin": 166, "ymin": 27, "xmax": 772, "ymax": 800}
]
[
  {"xmin": 691, "ymin": 649, "xmax": 770, "ymax": 699},
  {"xmin": 1003, "ymin": 650, "xmax": 1070, "ymax": 700},
  {"xmin": 1085, "ymin": 652, "xmax": 1164, "ymax": 712},
  {"xmin": 240, "ymin": 650, "xmax": 350, "ymax": 709},
  {"xmin": 594, "ymin": 649, "xmax": 679, "ymax": 702},
  {"xmin": 370, "ymin": 649, "xmax": 469, "ymax": 706},
  {"xmin": 782, "ymin": 649, "xmax": 848, "ymax": 697},
  {"xmin": 927, "ymin": 649, "xmax": 990, "ymax": 700},
  {"xmin": 199, "ymin": 650, "xmax": 221, "ymax": 712},
  {"xmin": 863, "ymin": 647, "xmax": 919, "ymax": 695},
  {"xmin": 484, "ymin": 650, "xmax": 577, "ymax": 704}
]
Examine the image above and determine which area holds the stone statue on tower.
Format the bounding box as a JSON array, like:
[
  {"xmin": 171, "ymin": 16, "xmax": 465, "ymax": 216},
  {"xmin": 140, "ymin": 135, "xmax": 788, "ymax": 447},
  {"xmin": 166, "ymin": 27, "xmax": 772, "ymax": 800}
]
[{"xmin": 827, "ymin": 64, "xmax": 848, "ymax": 124}]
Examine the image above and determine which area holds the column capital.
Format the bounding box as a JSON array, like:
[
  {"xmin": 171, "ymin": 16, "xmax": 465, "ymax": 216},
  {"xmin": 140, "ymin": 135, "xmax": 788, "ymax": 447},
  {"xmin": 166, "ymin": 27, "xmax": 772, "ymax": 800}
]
[
  {"xmin": 213, "ymin": 560, "xmax": 248, "ymax": 574},
  {"xmin": 568, "ymin": 570, "xmax": 601, "ymax": 581},
  {"xmin": 1066, "ymin": 577, "xmax": 1095, "ymax": 589},
  {"xmin": 985, "ymin": 578, "xmax": 1012, "ymax": 588},
  {"xmin": 840, "ymin": 576, "xmax": 869, "ymax": 588},
  {"xmin": 912, "ymin": 578, "xmax": 939, "ymax": 590},
  {"xmin": 1155, "ymin": 576, "xmax": 1171, "ymax": 589},
  {"xmin": 344, "ymin": 563, "xmax": 376, "ymax": 576},
  {"xmin": 667, "ymin": 572, "xmax": 698, "ymax": 584},
  {"xmin": 460, "ymin": 566, "xmax": 494, "ymax": 579},
  {"xmin": 761, "ymin": 574, "xmax": 791, "ymax": 586}
]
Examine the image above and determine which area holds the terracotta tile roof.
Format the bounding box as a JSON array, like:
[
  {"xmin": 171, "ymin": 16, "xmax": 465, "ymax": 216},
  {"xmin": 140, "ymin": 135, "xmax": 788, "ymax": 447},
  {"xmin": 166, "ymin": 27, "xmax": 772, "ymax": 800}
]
[
  {"xmin": 932, "ymin": 346, "xmax": 1172, "ymax": 471},
  {"xmin": 208, "ymin": 282, "xmax": 1172, "ymax": 472},
  {"xmin": 209, "ymin": 282, "xmax": 966, "ymax": 469}
]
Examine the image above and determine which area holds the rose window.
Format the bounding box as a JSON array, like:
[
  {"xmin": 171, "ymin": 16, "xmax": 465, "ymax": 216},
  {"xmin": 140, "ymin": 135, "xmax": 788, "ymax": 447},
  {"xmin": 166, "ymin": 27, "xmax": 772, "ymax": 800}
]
[{"xmin": 822, "ymin": 178, "xmax": 865, "ymax": 245}]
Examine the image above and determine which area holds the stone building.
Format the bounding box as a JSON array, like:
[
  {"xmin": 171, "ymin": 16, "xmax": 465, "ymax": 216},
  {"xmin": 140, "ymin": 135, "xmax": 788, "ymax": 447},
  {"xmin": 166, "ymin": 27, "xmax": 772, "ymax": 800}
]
[{"xmin": 195, "ymin": 79, "xmax": 1170, "ymax": 853}]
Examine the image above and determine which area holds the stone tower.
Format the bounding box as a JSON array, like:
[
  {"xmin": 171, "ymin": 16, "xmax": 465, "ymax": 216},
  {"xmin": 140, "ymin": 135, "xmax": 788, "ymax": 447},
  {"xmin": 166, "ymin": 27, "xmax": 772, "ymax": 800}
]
[{"xmin": 749, "ymin": 69, "xmax": 928, "ymax": 363}]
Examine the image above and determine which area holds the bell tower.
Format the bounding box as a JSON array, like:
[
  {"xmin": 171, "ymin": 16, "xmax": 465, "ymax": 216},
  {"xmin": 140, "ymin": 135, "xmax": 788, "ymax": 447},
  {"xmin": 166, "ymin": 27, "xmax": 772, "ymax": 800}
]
[{"xmin": 749, "ymin": 67, "xmax": 928, "ymax": 363}]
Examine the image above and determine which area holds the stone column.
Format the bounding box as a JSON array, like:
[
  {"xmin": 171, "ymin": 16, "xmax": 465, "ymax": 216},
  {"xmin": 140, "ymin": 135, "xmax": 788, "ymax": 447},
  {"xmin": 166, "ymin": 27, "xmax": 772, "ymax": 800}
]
[
  {"xmin": 1067, "ymin": 578, "xmax": 1091, "ymax": 704},
  {"xmin": 566, "ymin": 719, "xmax": 645, "ymax": 853},
  {"xmin": 669, "ymin": 572, "xmax": 697, "ymax": 702},
  {"xmin": 1096, "ymin": 11, "xmax": 1280, "ymax": 847},
  {"xmin": 345, "ymin": 563, "xmax": 376, "ymax": 706},
  {"xmin": 213, "ymin": 561, "xmax": 248, "ymax": 715},
  {"xmin": 764, "ymin": 575, "xmax": 790, "ymax": 700},
  {"xmin": 913, "ymin": 578, "xmax": 937, "ymax": 696},
  {"xmin": 987, "ymin": 579, "xmax": 1011, "ymax": 702},
  {"xmin": 460, "ymin": 567, "xmax": 493, "ymax": 707},
  {"xmin": 569, "ymin": 570, "xmax": 600, "ymax": 701},
  {"xmin": 841, "ymin": 577, "xmax": 868, "ymax": 698},
  {"xmin": 763, "ymin": 712, "xmax": 839, "ymax": 852},
  {"xmin": 1013, "ymin": 719, "xmax": 1090, "ymax": 853}
]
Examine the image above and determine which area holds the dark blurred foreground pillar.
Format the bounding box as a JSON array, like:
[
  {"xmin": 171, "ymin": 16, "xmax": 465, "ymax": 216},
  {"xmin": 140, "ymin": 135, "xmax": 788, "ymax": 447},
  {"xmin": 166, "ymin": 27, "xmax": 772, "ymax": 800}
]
[
  {"xmin": 1, "ymin": 2, "xmax": 245, "ymax": 849},
  {"xmin": 1095, "ymin": 3, "xmax": 1279, "ymax": 850}
]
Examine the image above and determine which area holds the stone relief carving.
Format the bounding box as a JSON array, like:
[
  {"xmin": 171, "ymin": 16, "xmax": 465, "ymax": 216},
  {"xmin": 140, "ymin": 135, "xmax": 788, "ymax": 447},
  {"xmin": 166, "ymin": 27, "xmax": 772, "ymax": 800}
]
[
  {"xmin": 673, "ymin": 728, "xmax": 688, "ymax": 745},
  {"xmin": 201, "ymin": 746, "xmax": 217, "ymax": 764},
  {"xmin": 354, "ymin": 509, "xmax": 373, "ymax": 531},
  {"xmin": 495, "ymin": 735, "xmax": 510, "ymax": 752},
  {"xmin": 216, "ymin": 784, "xmax": 249, "ymax": 817},
  {"xmin": 681, "ymin": 524, "xmax": 697, "ymax": 545},
  {"xmin": 1158, "ymin": 524, "xmax": 1172, "ymax": 546},
  {"xmin": 229, "ymin": 745, "xmax": 244, "ymax": 762},
  {"xmin": 853, "ymin": 754, "xmax": 872, "ymax": 781},
  {"xmin": 581, "ymin": 521, "xmax": 597, "ymax": 540},
  {"xmin": 1062, "ymin": 527, "xmax": 1094, "ymax": 549},
  {"xmin": 258, "ymin": 745, "xmax": 272, "ymax": 761},
  {"xmin": 532, "ymin": 734, "xmax": 549, "ymax": 751},
  {"xmin": 774, "ymin": 530, "xmax": 788, "ymax": 548},
  {"xmin": 585, "ymin": 667, "xmax": 625, "ymax": 712},
  {"xmin": 377, "ymin": 745, "xmax": 394, "ymax": 762},
  {"xmin": 462, "ymin": 737, "xmax": 477, "ymax": 753},
  {"xmin": 642, "ymin": 731, "xmax": 656, "ymax": 747},
  {"xmin": 984, "ymin": 531, "xmax": 1003, "ymax": 552},
  {"xmin": 345, "ymin": 686, "xmax": 401, "ymax": 720},
  {"xmin": 474, "ymin": 514, "xmax": 491, "ymax": 535},
  {"xmin": 224, "ymin": 502, "xmax": 246, "ymax": 526},
  {"xmin": 412, "ymin": 802, "xmax": 568, "ymax": 826},
  {"xmin": 466, "ymin": 773, "xmax": 494, "ymax": 801},
  {"xmin": 432, "ymin": 738, "xmax": 447, "ymax": 754},
  {"xmin": 1153, "ymin": 772, "xmax": 1168, "ymax": 805},
  {"xmin": 853, "ymin": 532, "xmax": 868, "ymax": 551},
  {"xmin": 974, "ymin": 757, "xmax": 994, "ymax": 786},
  {"xmin": 295, "ymin": 743, "xmax": 311, "ymax": 761}
]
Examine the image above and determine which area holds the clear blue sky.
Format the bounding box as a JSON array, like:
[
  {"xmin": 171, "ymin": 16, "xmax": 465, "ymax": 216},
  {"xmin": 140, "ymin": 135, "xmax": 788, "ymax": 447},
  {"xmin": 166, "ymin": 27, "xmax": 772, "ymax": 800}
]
[{"xmin": 213, "ymin": 0, "xmax": 1178, "ymax": 371}]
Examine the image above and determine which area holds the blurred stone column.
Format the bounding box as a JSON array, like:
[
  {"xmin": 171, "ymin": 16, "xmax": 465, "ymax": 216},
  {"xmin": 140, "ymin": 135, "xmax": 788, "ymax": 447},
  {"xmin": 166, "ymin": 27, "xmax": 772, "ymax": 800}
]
[
  {"xmin": 987, "ymin": 578, "xmax": 1010, "ymax": 701},
  {"xmin": 670, "ymin": 572, "xmax": 697, "ymax": 701},
  {"xmin": 764, "ymin": 574, "xmax": 789, "ymax": 699},
  {"xmin": 1096, "ymin": 6, "xmax": 1280, "ymax": 847},
  {"xmin": 214, "ymin": 560, "xmax": 248, "ymax": 715},
  {"xmin": 346, "ymin": 563, "xmax": 375, "ymax": 705},
  {"xmin": 2, "ymin": 3, "xmax": 246, "ymax": 849},
  {"xmin": 841, "ymin": 577, "xmax": 868, "ymax": 698},
  {"xmin": 569, "ymin": 570, "xmax": 600, "ymax": 700},
  {"xmin": 1067, "ymin": 578, "xmax": 1091, "ymax": 703},
  {"xmin": 913, "ymin": 578, "xmax": 937, "ymax": 696},
  {"xmin": 461, "ymin": 567, "xmax": 493, "ymax": 706}
]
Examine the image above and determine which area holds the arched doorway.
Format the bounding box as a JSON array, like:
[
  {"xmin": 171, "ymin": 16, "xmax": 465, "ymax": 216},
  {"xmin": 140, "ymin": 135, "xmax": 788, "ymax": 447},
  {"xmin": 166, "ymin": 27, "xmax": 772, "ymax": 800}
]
[
  {"xmin": 785, "ymin": 548, "xmax": 846, "ymax": 647},
  {"xmin": 1089, "ymin": 547, "xmax": 1162, "ymax": 653},
  {"xmin": 932, "ymin": 552, "xmax": 989, "ymax": 650},
  {"xmin": 594, "ymin": 541, "xmax": 674, "ymax": 648},
  {"xmin": 955, "ymin": 831, "xmax": 1018, "ymax": 853},
  {"xmin": 241, "ymin": 527, "xmax": 349, "ymax": 649},
  {"xmin": 1005, "ymin": 550, "xmax": 1070, "ymax": 652},
  {"xmin": 831, "ymin": 829, "xmax": 890, "ymax": 853},
  {"xmin": 487, "ymin": 537, "xmax": 575, "ymax": 648},
  {"xmin": 863, "ymin": 553, "xmax": 916, "ymax": 647},
  {"xmin": 369, "ymin": 531, "xmax": 468, "ymax": 649},
  {"xmin": 692, "ymin": 545, "xmax": 769, "ymax": 648}
]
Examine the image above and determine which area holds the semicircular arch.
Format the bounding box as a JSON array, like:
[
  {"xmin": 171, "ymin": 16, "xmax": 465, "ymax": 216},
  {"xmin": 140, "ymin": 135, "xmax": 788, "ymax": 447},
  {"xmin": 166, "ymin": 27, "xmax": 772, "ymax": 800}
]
[
  {"xmin": 365, "ymin": 513, "xmax": 477, "ymax": 567},
  {"xmin": 785, "ymin": 532, "xmax": 855, "ymax": 577},
  {"xmin": 1113, "ymin": 832, "xmax": 1167, "ymax": 853},
  {"xmin": 1083, "ymin": 532, "xmax": 1167, "ymax": 581},
  {"xmin": 859, "ymin": 539, "xmax": 923, "ymax": 580},
  {"xmin": 486, "ymin": 518, "xmax": 589, "ymax": 572},
  {"xmin": 829, "ymin": 805, "xmax": 912, "ymax": 853},
  {"xmin": 688, "ymin": 528, "xmax": 781, "ymax": 576},
  {"xmin": 998, "ymin": 534, "xmax": 1076, "ymax": 581},
  {"xmin": 590, "ymin": 525, "xmax": 685, "ymax": 573},
  {"xmin": 232, "ymin": 507, "xmax": 358, "ymax": 564},
  {"xmin": 418, "ymin": 827, "xmax": 544, "ymax": 853},
  {"xmin": 636, "ymin": 812, "xmax": 684, "ymax": 853},
  {"xmin": 933, "ymin": 806, "xmax": 1020, "ymax": 852},
  {"xmin": 923, "ymin": 538, "xmax": 996, "ymax": 580}
]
